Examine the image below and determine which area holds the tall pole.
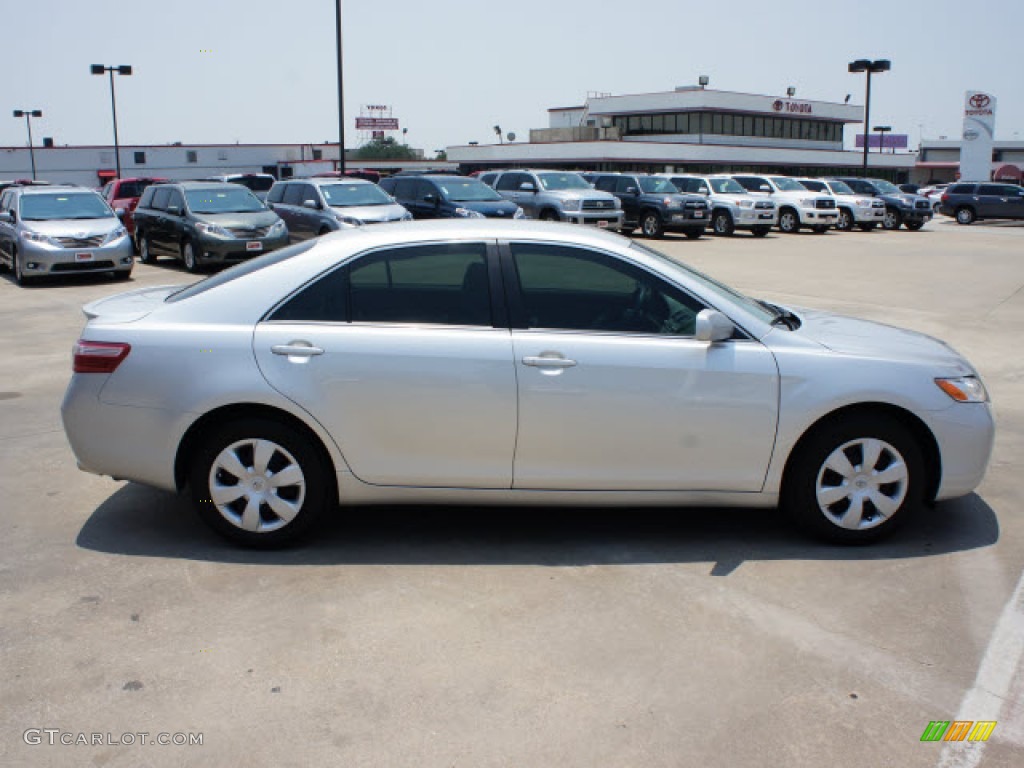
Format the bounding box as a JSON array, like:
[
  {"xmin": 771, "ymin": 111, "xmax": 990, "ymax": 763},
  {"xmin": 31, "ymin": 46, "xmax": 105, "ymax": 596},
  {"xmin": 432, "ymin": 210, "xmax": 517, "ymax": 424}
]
[
  {"xmin": 861, "ymin": 70, "xmax": 871, "ymax": 177},
  {"xmin": 335, "ymin": 0, "xmax": 345, "ymax": 173},
  {"xmin": 24, "ymin": 114, "xmax": 37, "ymax": 180},
  {"xmin": 108, "ymin": 69, "xmax": 122, "ymax": 179}
]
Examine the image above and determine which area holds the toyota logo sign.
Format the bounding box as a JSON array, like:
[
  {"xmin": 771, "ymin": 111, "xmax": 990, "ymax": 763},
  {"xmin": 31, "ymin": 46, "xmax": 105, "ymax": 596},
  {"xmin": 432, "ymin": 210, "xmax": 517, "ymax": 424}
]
[
  {"xmin": 772, "ymin": 100, "xmax": 784, "ymax": 112},
  {"xmin": 969, "ymin": 93, "xmax": 991, "ymax": 109}
]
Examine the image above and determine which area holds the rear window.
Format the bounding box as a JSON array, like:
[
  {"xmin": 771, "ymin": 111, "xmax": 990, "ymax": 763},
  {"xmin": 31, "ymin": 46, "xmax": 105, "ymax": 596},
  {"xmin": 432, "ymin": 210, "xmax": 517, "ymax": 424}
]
[
  {"xmin": 117, "ymin": 179, "xmax": 159, "ymax": 198},
  {"xmin": 233, "ymin": 176, "xmax": 275, "ymax": 193},
  {"xmin": 165, "ymin": 240, "xmax": 317, "ymax": 303}
]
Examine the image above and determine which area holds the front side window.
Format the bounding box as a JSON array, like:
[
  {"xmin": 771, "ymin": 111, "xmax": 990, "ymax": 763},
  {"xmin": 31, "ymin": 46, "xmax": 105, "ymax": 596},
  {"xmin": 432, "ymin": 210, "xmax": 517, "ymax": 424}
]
[
  {"xmin": 536, "ymin": 173, "xmax": 591, "ymax": 191},
  {"xmin": 615, "ymin": 177, "xmax": 639, "ymax": 194},
  {"xmin": 149, "ymin": 187, "xmax": 171, "ymax": 211},
  {"xmin": 20, "ymin": 192, "xmax": 113, "ymax": 221},
  {"xmin": 771, "ymin": 177, "xmax": 806, "ymax": 192},
  {"xmin": 496, "ymin": 173, "xmax": 525, "ymax": 192},
  {"xmin": 825, "ymin": 180, "xmax": 855, "ymax": 195},
  {"xmin": 510, "ymin": 243, "xmax": 704, "ymax": 336},
  {"xmin": 438, "ymin": 179, "xmax": 502, "ymax": 202},
  {"xmin": 709, "ymin": 178, "xmax": 746, "ymax": 194},
  {"xmin": 349, "ymin": 243, "xmax": 492, "ymax": 326},
  {"xmin": 638, "ymin": 177, "xmax": 679, "ymax": 194},
  {"xmin": 594, "ymin": 176, "xmax": 617, "ymax": 193},
  {"xmin": 799, "ymin": 180, "xmax": 827, "ymax": 192}
]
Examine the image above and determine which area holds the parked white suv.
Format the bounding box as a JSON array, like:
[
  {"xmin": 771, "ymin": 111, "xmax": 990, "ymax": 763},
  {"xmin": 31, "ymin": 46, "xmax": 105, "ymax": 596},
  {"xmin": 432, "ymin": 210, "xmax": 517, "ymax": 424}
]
[
  {"xmin": 483, "ymin": 170, "xmax": 623, "ymax": 231},
  {"xmin": 730, "ymin": 174, "xmax": 838, "ymax": 234},
  {"xmin": 659, "ymin": 174, "xmax": 777, "ymax": 237},
  {"xmin": 796, "ymin": 178, "xmax": 885, "ymax": 232}
]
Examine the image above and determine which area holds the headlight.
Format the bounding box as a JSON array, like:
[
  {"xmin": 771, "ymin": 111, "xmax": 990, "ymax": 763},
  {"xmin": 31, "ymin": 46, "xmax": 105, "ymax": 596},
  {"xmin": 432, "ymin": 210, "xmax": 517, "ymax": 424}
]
[
  {"xmin": 663, "ymin": 197, "xmax": 681, "ymax": 208},
  {"xmin": 737, "ymin": 200, "xmax": 755, "ymax": 209},
  {"xmin": 799, "ymin": 198, "xmax": 817, "ymax": 207},
  {"xmin": 401, "ymin": 211, "xmax": 413, "ymax": 221},
  {"xmin": 935, "ymin": 376, "xmax": 988, "ymax": 403},
  {"xmin": 195, "ymin": 222, "xmax": 233, "ymax": 238},
  {"xmin": 102, "ymin": 226, "xmax": 128, "ymax": 244},
  {"xmin": 514, "ymin": 207, "xmax": 525, "ymax": 219},
  {"xmin": 20, "ymin": 230, "xmax": 54, "ymax": 245},
  {"xmin": 562, "ymin": 199, "xmax": 581, "ymax": 212},
  {"xmin": 269, "ymin": 219, "xmax": 287, "ymax": 234},
  {"xmin": 856, "ymin": 198, "xmax": 873, "ymax": 207},
  {"xmin": 335, "ymin": 215, "xmax": 363, "ymax": 228},
  {"xmin": 453, "ymin": 208, "xmax": 485, "ymax": 218}
]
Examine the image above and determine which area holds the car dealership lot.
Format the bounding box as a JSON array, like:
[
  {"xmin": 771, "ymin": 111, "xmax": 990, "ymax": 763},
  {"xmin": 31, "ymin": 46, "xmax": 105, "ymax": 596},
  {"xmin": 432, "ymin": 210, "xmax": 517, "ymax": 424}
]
[{"xmin": 2, "ymin": 221, "xmax": 1023, "ymax": 766}]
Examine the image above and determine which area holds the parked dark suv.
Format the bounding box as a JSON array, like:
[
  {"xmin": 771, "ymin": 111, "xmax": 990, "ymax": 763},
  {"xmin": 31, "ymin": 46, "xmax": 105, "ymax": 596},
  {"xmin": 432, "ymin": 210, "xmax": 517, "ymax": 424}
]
[
  {"xmin": 939, "ymin": 182, "xmax": 1024, "ymax": 224},
  {"xmin": 379, "ymin": 175, "xmax": 522, "ymax": 220},
  {"xmin": 133, "ymin": 181, "xmax": 288, "ymax": 272},
  {"xmin": 590, "ymin": 173, "xmax": 708, "ymax": 238},
  {"xmin": 829, "ymin": 177, "xmax": 932, "ymax": 231}
]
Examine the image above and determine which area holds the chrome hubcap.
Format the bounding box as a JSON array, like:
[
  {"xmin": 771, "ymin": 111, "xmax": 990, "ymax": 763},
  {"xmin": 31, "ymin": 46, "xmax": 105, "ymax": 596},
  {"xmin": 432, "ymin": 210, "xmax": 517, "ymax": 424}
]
[
  {"xmin": 781, "ymin": 213, "xmax": 795, "ymax": 230},
  {"xmin": 208, "ymin": 438, "xmax": 305, "ymax": 533},
  {"xmin": 815, "ymin": 437, "xmax": 908, "ymax": 530}
]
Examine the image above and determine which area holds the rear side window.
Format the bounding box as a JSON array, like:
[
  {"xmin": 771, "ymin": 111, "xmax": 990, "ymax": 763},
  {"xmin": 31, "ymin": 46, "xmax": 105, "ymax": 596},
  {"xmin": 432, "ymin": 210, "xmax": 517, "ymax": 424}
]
[
  {"xmin": 393, "ymin": 179, "xmax": 418, "ymax": 199},
  {"xmin": 977, "ymin": 185, "xmax": 1005, "ymax": 196},
  {"xmin": 948, "ymin": 184, "xmax": 975, "ymax": 194}
]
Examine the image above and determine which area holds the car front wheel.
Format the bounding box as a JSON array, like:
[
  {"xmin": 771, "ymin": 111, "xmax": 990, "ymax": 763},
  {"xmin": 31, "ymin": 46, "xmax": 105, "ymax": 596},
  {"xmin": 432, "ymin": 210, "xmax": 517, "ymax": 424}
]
[
  {"xmin": 712, "ymin": 211, "xmax": 734, "ymax": 236},
  {"xmin": 641, "ymin": 211, "xmax": 664, "ymax": 238},
  {"xmin": 138, "ymin": 233, "xmax": 155, "ymax": 264},
  {"xmin": 778, "ymin": 209, "xmax": 800, "ymax": 233},
  {"xmin": 836, "ymin": 209, "xmax": 853, "ymax": 231},
  {"xmin": 955, "ymin": 206, "xmax": 976, "ymax": 225},
  {"xmin": 783, "ymin": 414, "xmax": 924, "ymax": 543},
  {"xmin": 182, "ymin": 239, "xmax": 200, "ymax": 273},
  {"xmin": 190, "ymin": 418, "xmax": 330, "ymax": 547},
  {"xmin": 883, "ymin": 208, "xmax": 902, "ymax": 230}
]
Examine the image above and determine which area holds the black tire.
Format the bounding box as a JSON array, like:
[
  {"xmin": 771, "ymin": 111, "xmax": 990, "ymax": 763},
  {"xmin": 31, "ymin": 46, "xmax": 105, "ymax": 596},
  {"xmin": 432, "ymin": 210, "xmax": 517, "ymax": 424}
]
[
  {"xmin": 318, "ymin": 227, "xmax": 330, "ymax": 237},
  {"xmin": 836, "ymin": 208, "xmax": 854, "ymax": 232},
  {"xmin": 955, "ymin": 206, "xmax": 975, "ymax": 225},
  {"xmin": 111, "ymin": 269, "xmax": 133, "ymax": 281},
  {"xmin": 640, "ymin": 210, "xmax": 664, "ymax": 238},
  {"xmin": 619, "ymin": 227, "xmax": 635, "ymax": 236},
  {"xmin": 883, "ymin": 207, "xmax": 902, "ymax": 230},
  {"xmin": 190, "ymin": 417, "xmax": 331, "ymax": 548},
  {"xmin": 712, "ymin": 210, "xmax": 735, "ymax": 236},
  {"xmin": 750, "ymin": 226, "xmax": 770, "ymax": 238},
  {"xmin": 782, "ymin": 413, "xmax": 925, "ymax": 544},
  {"xmin": 857, "ymin": 223, "xmax": 877, "ymax": 232},
  {"xmin": 905, "ymin": 221, "xmax": 924, "ymax": 231},
  {"xmin": 683, "ymin": 228, "xmax": 703, "ymax": 240},
  {"xmin": 539, "ymin": 209, "xmax": 560, "ymax": 222},
  {"xmin": 13, "ymin": 248, "xmax": 33, "ymax": 286},
  {"xmin": 812, "ymin": 225, "xmax": 829, "ymax": 234},
  {"xmin": 137, "ymin": 233, "xmax": 156, "ymax": 263},
  {"xmin": 778, "ymin": 208, "xmax": 800, "ymax": 234},
  {"xmin": 181, "ymin": 239, "xmax": 201, "ymax": 273}
]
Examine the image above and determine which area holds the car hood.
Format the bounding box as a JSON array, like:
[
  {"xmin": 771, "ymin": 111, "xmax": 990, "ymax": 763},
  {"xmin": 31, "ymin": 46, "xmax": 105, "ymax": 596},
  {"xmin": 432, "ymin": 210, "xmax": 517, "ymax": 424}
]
[
  {"xmin": 547, "ymin": 189, "xmax": 616, "ymax": 202},
  {"xmin": 331, "ymin": 203, "xmax": 408, "ymax": 223},
  {"xmin": 711, "ymin": 193, "xmax": 770, "ymax": 205},
  {"xmin": 192, "ymin": 210, "xmax": 280, "ymax": 228},
  {"xmin": 640, "ymin": 193, "xmax": 705, "ymax": 204},
  {"xmin": 82, "ymin": 284, "xmax": 183, "ymax": 323},
  {"xmin": 24, "ymin": 218, "xmax": 121, "ymax": 236},
  {"xmin": 454, "ymin": 199, "xmax": 520, "ymax": 216},
  {"xmin": 792, "ymin": 306, "xmax": 971, "ymax": 370}
]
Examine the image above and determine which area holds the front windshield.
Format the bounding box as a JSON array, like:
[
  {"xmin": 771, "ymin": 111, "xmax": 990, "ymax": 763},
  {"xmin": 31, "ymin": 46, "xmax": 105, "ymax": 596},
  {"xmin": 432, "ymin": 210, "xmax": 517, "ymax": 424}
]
[
  {"xmin": 321, "ymin": 183, "xmax": 392, "ymax": 207},
  {"xmin": 871, "ymin": 179, "xmax": 900, "ymax": 194},
  {"xmin": 537, "ymin": 172, "xmax": 592, "ymax": 191},
  {"xmin": 186, "ymin": 187, "xmax": 266, "ymax": 214},
  {"xmin": 826, "ymin": 180, "xmax": 855, "ymax": 195},
  {"xmin": 638, "ymin": 177, "xmax": 680, "ymax": 194},
  {"xmin": 709, "ymin": 178, "xmax": 746, "ymax": 194},
  {"xmin": 771, "ymin": 177, "xmax": 807, "ymax": 192},
  {"xmin": 799, "ymin": 180, "xmax": 827, "ymax": 192},
  {"xmin": 20, "ymin": 192, "xmax": 113, "ymax": 221},
  {"xmin": 629, "ymin": 242, "xmax": 777, "ymax": 326},
  {"xmin": 439, "ymin": 179, "xmax": 502, "ymax": 202}
]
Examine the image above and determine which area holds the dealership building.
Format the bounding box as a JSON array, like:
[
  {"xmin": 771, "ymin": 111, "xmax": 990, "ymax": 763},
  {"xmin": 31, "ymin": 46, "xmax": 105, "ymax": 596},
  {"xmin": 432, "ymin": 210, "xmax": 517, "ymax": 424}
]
[
  {"xmin": 448, "ymin": 86, "xmax": 916, "ymax": 180},
  {"xmin": 914, "ymin": 139, "xmax": 1024, "ymax": 184}
]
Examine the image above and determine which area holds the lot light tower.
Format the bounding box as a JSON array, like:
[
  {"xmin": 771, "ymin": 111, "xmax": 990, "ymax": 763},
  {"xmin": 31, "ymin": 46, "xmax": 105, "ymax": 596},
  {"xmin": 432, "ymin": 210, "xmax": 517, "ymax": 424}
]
[
  {"xmin": 848, "ymin": 59, "xmax": 890, "ymax": 176},
  {"xmin": 335, "ymin": 0, "xmax": 345, "ymax": 173},
  {"xmin": 873, "ymin": 125, "xmax": 892, "ymax": 154},
  {"xmin": 90, "ymin": 64, "xmax": 133, "ymax": 180},
  {"xmin": 12, "ymin": 109, "xmax": 42, "ymax": 180}
]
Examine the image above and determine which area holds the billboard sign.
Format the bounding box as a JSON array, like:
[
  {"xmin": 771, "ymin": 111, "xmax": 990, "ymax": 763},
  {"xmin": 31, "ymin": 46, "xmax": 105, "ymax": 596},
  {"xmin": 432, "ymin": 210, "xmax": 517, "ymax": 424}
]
[
  {"xmin": 855, "ymin": 134, "xmax": 909, "ymax": 149},
  {"xmin": 961, "ymin": 91, "xmax": 996, "ymax": 181},
  {"xmin": 355, "ymin": 117, "xmax": 399, "ymax": 130}
]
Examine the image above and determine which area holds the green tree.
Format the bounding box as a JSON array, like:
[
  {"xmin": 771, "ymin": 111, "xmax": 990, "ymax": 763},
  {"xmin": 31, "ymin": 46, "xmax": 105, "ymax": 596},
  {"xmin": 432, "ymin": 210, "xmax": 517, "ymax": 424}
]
[{"xmin": 354, "ymin": 137, "xmax": 417, "ymax": 160}]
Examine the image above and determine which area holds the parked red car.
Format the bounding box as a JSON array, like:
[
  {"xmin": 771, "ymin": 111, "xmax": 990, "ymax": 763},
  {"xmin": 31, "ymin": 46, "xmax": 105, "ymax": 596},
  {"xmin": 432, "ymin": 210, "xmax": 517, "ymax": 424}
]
[{"xmin": 101, "ymin": 177, "xmax": 167, "ymax": 237}]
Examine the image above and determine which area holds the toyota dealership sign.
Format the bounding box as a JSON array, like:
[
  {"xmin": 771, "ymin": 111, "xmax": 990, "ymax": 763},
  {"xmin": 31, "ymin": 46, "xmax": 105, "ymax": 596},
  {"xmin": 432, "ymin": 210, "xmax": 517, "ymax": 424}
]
[{"xmin": 961, "ymin": 91, "xmax": 996, "ymax": 181}]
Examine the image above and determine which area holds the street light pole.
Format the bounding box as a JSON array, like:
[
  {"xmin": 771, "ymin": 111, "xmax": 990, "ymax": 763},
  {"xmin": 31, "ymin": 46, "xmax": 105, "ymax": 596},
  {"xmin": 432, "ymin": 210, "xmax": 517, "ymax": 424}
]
[
  {"xmin": 848, "ymin": 59, "xmax": 890, "ymax": 176},
  {"xmin": 12, "ymin": 110, "xmax": 42, "ymax": 180},
  {"xmin": 335, "ymin": 0, "xmax": 346, "ymax": 173},
  {"xmin": 873, "ymin": 125, "xmax": 892, "ymax": 155},
  {"xmin": 91, "ymin": 65, "xmax": 133, "ymax": 180}
]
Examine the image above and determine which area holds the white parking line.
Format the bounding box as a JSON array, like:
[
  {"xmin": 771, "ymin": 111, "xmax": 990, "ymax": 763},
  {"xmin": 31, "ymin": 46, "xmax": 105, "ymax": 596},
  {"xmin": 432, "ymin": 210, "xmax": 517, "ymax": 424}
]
[{"xmin": 937, "ymin": 568, "xmax": 1024, "ymax": 767}]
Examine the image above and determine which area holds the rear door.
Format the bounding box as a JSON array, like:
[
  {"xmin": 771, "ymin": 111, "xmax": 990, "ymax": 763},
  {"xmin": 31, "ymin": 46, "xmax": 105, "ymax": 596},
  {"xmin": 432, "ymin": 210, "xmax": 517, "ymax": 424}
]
[
  {"xmin": 146, "ymin": 187, "xmax": 172, "ymax": 253},
  {"xmin": 254, "ymin": 240, "xmax": 517, "ymax": 488},
  {"xmin": 1003, "ymin": 185, "xmax": 1024, "ymax": 219}
]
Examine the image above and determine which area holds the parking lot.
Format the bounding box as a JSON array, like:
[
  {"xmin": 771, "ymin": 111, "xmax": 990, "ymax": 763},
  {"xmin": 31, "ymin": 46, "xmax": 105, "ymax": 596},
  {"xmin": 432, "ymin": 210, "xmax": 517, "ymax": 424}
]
[{"xmin": 2, "ymin": 219, "xmax": 1023, "ymax": 766}]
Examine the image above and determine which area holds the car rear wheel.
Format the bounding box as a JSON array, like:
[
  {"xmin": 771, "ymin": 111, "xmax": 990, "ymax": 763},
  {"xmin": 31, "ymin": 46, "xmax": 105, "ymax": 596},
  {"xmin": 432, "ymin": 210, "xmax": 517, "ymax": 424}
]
[
  {"xmin": 778, "ymin": 209, "xmax": 800, "ymax": 233},
  {"xmin": 836, "ymin": 209, "xmax": 853, "ymax": 231},
  {"xmin": 812, "ymin": 225, "xmax": 829, "ymax": 234},
  {"xmin": 955, "ymin": 206, "xmax": 975, "ymax": 225},
  {"xmin": 182, "ymin": 239, "xmax": 200, "ymax": 273},
  {"xmin": 540, "ymin": 209, "xmax": 560, "ymax": 222},
  {"xmin": 905, "ymin": 221, "xmax": 924, "ymax": 231},
  {"xmin": 641, "ymin": 211, "xmax": 664, "ymax": 238},
  {"xmin": 750, "ymin": 227, "xmax": 770, "ymax": 238},
  {"xmin": 857, "ymin": 223, "xmax": 877, "ymax": 232},
  {"xmin": 783, "ymin": 414, "xmax": 924, "ymax": 544},
  {"xmin": 712, "ymin": 210, "xmax": 734, "ymax": 236},
  {"xmin": 190, "ymin": 418, "xmax": 330, "ymax": 547},
  {"xmin": 137, "ymin": 233, "xmax": 156, "ymax": 264},
  {"xmin": 883, "ymin": 208, "xmax": 902, "ymax": 230},
  {"xmin": 683, "ymin": 228, "xmax": 703, "ymax": 240},
  {"xmin": 111, "ymin": 269, "xmax": 133, "ymax": 281}
]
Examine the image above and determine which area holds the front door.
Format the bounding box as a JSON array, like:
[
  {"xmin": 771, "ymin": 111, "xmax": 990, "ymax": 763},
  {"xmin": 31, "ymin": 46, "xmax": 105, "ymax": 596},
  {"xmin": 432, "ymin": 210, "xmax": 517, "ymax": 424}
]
[
  {"xmin": 254, "ymin": 240, "xmax": 517, "ymax": 488},
  {"xmin": 503, "ymin": 241, "xmax": 779, "ymax": 491}
]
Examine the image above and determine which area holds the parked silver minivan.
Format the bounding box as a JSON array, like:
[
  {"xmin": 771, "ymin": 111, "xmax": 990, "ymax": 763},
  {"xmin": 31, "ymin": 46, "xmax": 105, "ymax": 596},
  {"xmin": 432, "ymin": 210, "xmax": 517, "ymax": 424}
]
[
  {"xmin": 0, "ymin": 185, "xmax": 133, "ymax": 284},
  {"xmin": 267, "ymin": 178, "xmax": 411, "ymax": 241}
]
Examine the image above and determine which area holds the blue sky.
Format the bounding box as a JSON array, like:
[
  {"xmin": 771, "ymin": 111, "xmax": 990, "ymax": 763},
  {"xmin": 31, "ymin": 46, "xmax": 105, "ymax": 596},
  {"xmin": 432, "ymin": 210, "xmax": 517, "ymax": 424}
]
[{"xmin": 4, "ymin": 0, "xmax": 1022, "ymax": 153}]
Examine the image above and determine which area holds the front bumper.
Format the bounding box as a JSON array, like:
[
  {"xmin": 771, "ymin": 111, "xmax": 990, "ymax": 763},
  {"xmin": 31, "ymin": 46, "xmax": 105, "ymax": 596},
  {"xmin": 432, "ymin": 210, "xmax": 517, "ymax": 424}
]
[
  {"xmin": 663, "ymin": 209, "xmax": 709, "ymax": 231},
  {"xmin": 196, "ymin": 231, "xmax": 290, "ymax": 263},
  {"xmin": 899, "ymin": 207, "xmax": 933, "ymax": 224},
  {"xmin": 925, "ymin": 401, "xmax": 995, "ymax": 501},
  {"xmin": 565, "ymin": 210, "xmax": 624, "ymax": 231},
  {"xmin": 797, "ymin": 207, "xmax": 839, "ymax": 226},
  {"xmin": 733, "ymin": 208, "xmax": 778, "ymax": 228},
  {"xmin": 17, "ymin": 237, "xmax": 134, "ymax": 276},
  {"xmin": 852, "ymin": 205, "xmax": 886, "ymax": 223}
]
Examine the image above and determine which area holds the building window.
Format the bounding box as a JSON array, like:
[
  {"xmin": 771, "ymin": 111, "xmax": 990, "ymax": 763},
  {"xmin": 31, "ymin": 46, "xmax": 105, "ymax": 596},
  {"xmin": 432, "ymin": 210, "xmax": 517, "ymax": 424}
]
[
  {"xmin": 217, "ymin": 149, "xmax": 228, "ymax": 161},
  {"xmin": 134, "ymin": 151, "xmax": 146, "ymax": 164},
  {"xmin": 312, "ymin": 148, "xmax": 323, "ymax": 160},
  {"xmin": 186, "ymin": 150, "xmax": 198, "ymax": 164}
]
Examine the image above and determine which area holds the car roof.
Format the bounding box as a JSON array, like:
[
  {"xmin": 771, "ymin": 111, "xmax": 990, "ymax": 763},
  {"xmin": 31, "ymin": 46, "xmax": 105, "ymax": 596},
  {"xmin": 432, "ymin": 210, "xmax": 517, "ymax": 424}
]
[
  {"xmin": 157, "ymin": 180, "xmax": 250, "ymax": 190},
  {"xmin": 17, "ymin": 185, "xmax": 95, "ymax": 196},
  {"xmin": 282, "ymin": 177, "xmax": 373, "ymax": 186}
]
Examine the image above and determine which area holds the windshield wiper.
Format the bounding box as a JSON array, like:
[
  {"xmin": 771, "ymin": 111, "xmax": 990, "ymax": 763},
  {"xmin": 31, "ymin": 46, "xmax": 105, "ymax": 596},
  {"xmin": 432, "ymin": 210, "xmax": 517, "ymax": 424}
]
[{"xmin": 761, "ymin": 300, "xmax": 801, "ymax": 330}]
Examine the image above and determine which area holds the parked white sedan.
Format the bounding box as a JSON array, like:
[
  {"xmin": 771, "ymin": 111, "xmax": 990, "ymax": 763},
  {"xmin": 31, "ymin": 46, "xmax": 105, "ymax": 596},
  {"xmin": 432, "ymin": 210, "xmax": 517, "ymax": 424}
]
[{"xmin": 62, "ymin": 221, "xmax": 994, "ymax": 547}]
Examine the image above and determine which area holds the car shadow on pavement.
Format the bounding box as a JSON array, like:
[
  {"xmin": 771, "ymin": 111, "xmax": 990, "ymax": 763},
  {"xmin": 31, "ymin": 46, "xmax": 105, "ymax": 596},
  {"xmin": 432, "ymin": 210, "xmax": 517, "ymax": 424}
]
[{"xmin": 76, "ymin": 483, "xmax": 999, "ymax": 575}]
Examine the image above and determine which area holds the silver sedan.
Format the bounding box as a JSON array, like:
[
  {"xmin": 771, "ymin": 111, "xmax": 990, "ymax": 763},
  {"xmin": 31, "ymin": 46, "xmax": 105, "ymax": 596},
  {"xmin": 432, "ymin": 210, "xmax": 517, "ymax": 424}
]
[{"xmin": 61, "ymin": 220, "xmax": 994, "ymax": 547}]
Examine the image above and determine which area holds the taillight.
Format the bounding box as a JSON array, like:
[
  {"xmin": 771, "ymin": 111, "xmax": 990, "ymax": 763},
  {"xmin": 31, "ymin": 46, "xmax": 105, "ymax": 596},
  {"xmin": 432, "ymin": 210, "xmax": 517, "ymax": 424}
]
[
  {"xmin": 73, "ymin": 340, "xmax": 131, "ymax": 373},
  {"xmin": 941, "ymin": 193, "xmax": 949, "ymax": 203}
]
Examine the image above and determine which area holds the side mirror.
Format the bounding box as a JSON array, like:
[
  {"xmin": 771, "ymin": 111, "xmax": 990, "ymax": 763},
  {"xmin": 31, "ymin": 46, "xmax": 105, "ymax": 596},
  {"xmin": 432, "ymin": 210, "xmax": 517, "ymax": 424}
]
[
  {"xmin": 114, "ymin": 207, "xmax": 126, "ymax": 219},
  {"xmin": 519, "ymin": 182, "xmax": 537, "ymax": 192},
  {"xmin": 759, "ymin": 185, "xmax": 771, "ymax": 193},
  {"xmin": 423, "ymin": 193, "xmax": 438, "ymax": 205},
  {"xmin": 302, "ymin": 199, "xmax": 321, "ymax": 210},
  {"xmin": 695, "ymin": 309, "xmax": 734, "ymax": 342},
  {"xmin": 698, "ymin": 187, "xmax": 710, "ymax": 195},
  {"xmin": 625, "ymin": 186, "xmax": 639, "ymax": 195},
  {"xmin": 0, "ymin": 211, "xmax": 13, "ymax": 224},
  {"xmin": 166, "ymin": 204, "xmax": 182, "ymax": 216}
]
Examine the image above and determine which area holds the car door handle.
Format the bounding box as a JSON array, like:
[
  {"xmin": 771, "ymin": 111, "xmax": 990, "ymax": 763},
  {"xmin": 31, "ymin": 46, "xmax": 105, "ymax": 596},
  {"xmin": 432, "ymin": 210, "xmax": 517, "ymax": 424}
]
[
  {"xmin": 272, "ymin": 342, "xmax": 324, "ymax": 357},
  {"xmin": 522, "ymin": 355, "xmax": 576, "ymax": 368}
]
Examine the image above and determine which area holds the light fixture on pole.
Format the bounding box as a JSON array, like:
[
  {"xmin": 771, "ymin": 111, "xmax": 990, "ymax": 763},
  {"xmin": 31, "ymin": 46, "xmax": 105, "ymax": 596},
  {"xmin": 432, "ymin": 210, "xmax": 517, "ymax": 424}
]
[
  {"xmin": 786, "ymin": 86, "xmax": 796, "ymax": 97},
  {"xmin": 90, "ymin": 64, "xmax": 132, "ymax": 180},
  {"xmin": 494, "ymin": 125, "xmax": 503, "ymax": 144},
  {"xmin": 12, "ymin": 109, "xmax": 42, "ymax": 180},
  {"xmin": 698, "ymin": 75, "xmax": 709, "ymax": 89},
  {"xmin": 334, "ymin": 0, "xmax": 345, "ymax": 173},
  {"xmin": 873, "ymin": 125, "xmax": 892, "ymax": 155},
  {"xmin": 847, "ymin": 58, "xmax": 890, "ymax": 176}
]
